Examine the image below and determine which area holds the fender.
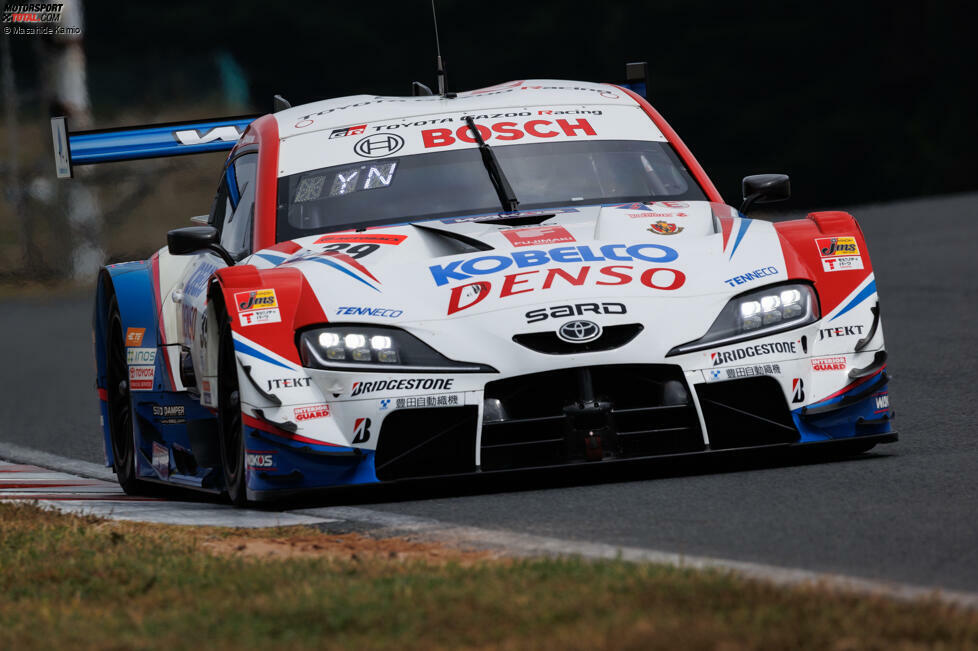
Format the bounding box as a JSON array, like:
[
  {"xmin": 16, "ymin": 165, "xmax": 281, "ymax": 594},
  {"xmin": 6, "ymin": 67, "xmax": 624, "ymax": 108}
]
[
  {"xmin": 94, "ymin": 257, "xmax": 164, "ymax": 468},
  {"xmin": 774, "ymin": 211, "xmax": 874, "ymax": 317},
  {"xmin": 204, "ymin": 265, "xmax": 328, "ymax": 406}
]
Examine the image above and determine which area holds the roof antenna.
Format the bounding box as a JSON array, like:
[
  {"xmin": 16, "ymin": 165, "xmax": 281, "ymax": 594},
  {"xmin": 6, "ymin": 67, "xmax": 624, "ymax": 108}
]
[{"xmin": 431, "ymin": 0, "xmax": 455, "ymax": 97}]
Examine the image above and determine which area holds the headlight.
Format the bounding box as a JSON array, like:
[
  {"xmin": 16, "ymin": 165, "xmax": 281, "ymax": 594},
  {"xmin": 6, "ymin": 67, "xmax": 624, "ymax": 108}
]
[
  {"xmin": 299, "ymin": 325, "xmax": 496, "ymax": 372},
  {"xmin": 667, "ymin": 283, "xmax": 818, "ymax": 356}
]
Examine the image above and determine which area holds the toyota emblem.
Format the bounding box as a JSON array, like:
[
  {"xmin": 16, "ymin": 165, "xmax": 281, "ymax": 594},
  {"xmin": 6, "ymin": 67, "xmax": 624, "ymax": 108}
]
[
  {"xmin": 354, "ymin": 133, "xmax": 404, "ymax": 158},
  {"xmin": 557, "ymin": 320, "xmax": 602, "ymax": 344}
]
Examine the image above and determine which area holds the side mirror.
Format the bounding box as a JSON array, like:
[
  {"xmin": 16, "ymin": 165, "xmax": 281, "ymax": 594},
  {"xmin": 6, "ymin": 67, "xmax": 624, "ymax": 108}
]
[
  {"xmin": 740, "ymin": 174, "xmax": 790, "ymax": 214},
  {"xmin": 167, "ymin": 226, "xmax": 235, "ymax": 266}
]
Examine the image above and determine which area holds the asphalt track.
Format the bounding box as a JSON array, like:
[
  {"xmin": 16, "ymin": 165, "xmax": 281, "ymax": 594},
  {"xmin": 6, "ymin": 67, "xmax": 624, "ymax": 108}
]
[{"xmin": 2, "ymin": 192, "xmax": 976, "ymax": 592}]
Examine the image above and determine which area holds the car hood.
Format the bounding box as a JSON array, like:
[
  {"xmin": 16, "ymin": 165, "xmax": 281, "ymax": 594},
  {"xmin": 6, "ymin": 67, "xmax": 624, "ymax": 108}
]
[{"xmin": 250, "ymin": 201, "xmax": 791, "ymax": 350}]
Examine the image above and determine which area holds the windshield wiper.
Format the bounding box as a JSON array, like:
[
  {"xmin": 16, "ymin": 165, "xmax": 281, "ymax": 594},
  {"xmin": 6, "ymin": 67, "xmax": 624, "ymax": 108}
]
[{"xmin": 463, "ymin": 116, "xmax": 519, "ymax": 213}]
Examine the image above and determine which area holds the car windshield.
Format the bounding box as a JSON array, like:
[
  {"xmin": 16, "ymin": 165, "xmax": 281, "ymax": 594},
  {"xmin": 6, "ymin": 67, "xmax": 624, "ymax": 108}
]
[{"xmin": 275, "ymin": 139, "xmax": 706, "ymax": 241}]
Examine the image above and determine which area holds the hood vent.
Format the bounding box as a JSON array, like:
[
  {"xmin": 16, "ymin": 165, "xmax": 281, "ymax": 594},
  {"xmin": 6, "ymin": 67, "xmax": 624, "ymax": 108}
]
[{"xmin": 411, "ymin": 222, "xmax": 494, "ymax": 253}]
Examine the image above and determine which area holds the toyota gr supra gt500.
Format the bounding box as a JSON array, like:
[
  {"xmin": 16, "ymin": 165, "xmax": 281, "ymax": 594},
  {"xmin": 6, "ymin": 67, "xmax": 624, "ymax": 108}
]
[{"xmin": 52, "ymin": 71, "xmax": 894, "ymax": 503}]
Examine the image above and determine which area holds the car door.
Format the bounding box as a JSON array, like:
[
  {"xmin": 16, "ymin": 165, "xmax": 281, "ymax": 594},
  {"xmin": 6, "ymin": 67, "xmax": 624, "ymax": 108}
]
[{"xmin": 177, "ymin": 152, "xmax": 258, "ymax": 395}]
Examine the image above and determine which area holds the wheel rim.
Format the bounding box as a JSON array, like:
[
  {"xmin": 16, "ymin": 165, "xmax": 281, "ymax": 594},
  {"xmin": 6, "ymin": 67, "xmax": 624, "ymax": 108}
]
[{"xmin": 107, "ymin": 313, "xmax": 134, "ymax": 477}]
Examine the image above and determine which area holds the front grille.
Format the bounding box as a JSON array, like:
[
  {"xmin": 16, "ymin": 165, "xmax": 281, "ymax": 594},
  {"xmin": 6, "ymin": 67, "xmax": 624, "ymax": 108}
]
[
  {"xmin": 694, "ymin": 377, "xmax": 799, "ymax": 448},
  {"xmin": 481, "ymin": 364, "xmax": 703, "ymax": 471},
  {"xmin": 513, "ymin": 324, "xmax": 644, "ymax": 354},
  {"xmin": 375, "ymin": 407, "xmax": 478, "ymax": 481}
]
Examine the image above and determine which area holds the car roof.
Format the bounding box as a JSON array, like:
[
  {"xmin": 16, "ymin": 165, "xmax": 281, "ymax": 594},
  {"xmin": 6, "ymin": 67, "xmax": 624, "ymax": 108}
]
[{"xmin": 271, "ymin": 79, "xmax": 640, "ymax": 141}]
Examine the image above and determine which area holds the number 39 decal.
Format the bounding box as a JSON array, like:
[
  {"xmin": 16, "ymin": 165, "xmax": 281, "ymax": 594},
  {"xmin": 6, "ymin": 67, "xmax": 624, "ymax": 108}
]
[{"xmin": 318, "ymin": 242, "xmax": 380, "ymax": 259}]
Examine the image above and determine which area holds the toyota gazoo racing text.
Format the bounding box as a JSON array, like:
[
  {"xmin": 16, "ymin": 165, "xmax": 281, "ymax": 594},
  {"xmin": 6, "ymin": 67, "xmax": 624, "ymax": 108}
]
[{"xmin": 56, "ymin": 73, "xmax": 894, "ymax": 503}]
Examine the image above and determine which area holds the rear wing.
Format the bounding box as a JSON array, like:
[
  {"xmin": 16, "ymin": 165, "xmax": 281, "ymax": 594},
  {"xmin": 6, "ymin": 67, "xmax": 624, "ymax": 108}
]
[{"xmin": 51, "ymin": 114, "xmax": 259, "ymax": 179}]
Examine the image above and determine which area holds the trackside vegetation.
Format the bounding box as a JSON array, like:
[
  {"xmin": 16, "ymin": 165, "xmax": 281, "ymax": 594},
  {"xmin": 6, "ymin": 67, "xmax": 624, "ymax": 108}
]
[{"xmin": 2, "ymin": 502, "xmax": 977, "ymax": 650}]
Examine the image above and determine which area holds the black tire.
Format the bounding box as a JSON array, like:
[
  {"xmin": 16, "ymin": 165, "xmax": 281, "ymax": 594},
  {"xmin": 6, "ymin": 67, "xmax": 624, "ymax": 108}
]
[
  {"xmin": 216, "ymin": 303, "xmax": 248, "ymax": 505},
  {"xmin": 105, "ymin": 295, "xmax": 144, "ymax": 494}
]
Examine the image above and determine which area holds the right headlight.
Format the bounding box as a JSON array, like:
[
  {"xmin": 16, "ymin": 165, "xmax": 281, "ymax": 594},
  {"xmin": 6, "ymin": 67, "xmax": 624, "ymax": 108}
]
[
  {"xmin": 298, "ymin": 324, "xmax": 496, "ymax": 373},
  {"xmin": 667, "ymin": 282, "xmax": 818, "ymax": 356}
]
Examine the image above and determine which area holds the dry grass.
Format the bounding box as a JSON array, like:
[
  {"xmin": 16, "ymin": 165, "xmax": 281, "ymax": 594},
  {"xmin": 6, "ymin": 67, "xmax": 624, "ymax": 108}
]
[{"xmin": 2, "ymin": 501, "xmax": 978, "ymax": 650}]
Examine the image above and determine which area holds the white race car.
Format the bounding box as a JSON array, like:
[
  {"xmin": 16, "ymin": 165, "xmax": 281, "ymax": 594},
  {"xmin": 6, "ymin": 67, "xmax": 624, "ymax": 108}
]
[{"xmin": 55, "ymin": 72, "xmax": 894, "ymax": 504}]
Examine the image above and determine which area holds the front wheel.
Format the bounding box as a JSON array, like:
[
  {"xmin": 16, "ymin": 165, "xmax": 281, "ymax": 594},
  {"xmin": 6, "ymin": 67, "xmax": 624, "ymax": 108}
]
[
  {"xmin": 105, "ymin": 295, "xmax": 144, "ymax": 494},
  {"xmin": 216, "ymin": 304, "xmax": 248, "ymax": 505}
]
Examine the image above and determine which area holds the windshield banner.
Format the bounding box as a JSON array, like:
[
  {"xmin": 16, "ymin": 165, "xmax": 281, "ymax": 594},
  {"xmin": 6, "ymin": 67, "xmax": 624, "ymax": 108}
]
[{"xmin": 279, "ymin": 105, "xmax": 665, "ymax": 177}]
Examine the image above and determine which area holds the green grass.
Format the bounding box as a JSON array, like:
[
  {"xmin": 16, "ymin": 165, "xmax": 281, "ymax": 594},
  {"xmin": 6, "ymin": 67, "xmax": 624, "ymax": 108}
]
[{"xmin": 1, "ymin": 501, "xmax": 977, "ymax": 650}]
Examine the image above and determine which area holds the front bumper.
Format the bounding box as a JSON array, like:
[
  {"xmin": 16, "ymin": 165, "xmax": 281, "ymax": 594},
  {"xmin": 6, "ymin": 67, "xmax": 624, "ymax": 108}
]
[{"xmin": 241, "ymin": 360, "xmax": 895, "ymax": 500}]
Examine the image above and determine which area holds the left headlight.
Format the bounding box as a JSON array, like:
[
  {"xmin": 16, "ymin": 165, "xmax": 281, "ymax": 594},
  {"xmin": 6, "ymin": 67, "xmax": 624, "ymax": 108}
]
[
  {"xmin": 667, "ymin": 282, "xmax": 818, "ymax": 356},
  {"xmin": 298, "ymin": 325, "xmax": 496, "ymax": 373}
]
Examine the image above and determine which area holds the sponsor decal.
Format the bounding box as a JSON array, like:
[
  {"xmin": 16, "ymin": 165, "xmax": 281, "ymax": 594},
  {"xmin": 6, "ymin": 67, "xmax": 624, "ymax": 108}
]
[
  {"xmin": 329, "ymin": 124, "xmax": 366, "ymax": 139},
  {"xmin": 294, "ymin": 404, "xmax": 330, "ymax": 421},
  {"xmin": 792, "ymin": 378, "xmax": 805, "ymax": 403},
  {"xmin": 234, "ymin": 289, "xmax": 282, "ymax": 327},
  {"xmin": 821, "ymin": 256, "xmax": 863, "ymax": 272},
  {"xmin": 151, "ymin": 442, "xmax": 169, "ymax": 479},
  {"xmin": 724, "ymin": 266, "xmax": 779, "ymax": 287},
  {"xmin": 447, "ymin": 265, "xmax": 685, "ymax": 315},
  {"xmin": 816, "ymin": 236, "xmax": 860, "ymax": 257},
  {"xmin": 816, "ymin": 236, "xmax": 863, "ymax": 272},
  {"xmin": 315, "ymin": 233, "xmax": 406, "ymax": 245},
  {"xmin": 706, "ymin": 363, "xmax": 783, "ymax": 382},
  {"xmin": 126, "ymin": 347, "xmax": 156, "ymax": 366},
  {"xmin": 379, "ymin": 398, "xmax": 391, "ymax": 410},
  {"xmin": 429, "ymin": 243, "xmax": 678, "ymax": 286},
  {"xmin": 266, "ymin": 377, "xmax": 312, "ymax": 391},
  {"xmin": 351, "ymin": 378, "xmax": 455, "ymax": 397},
  {"xmin": 174, "ymin": 126, "xmax": 241, "ymax": 146},
  {"xmin": 422, "ymin": 118, "xmax": 597, "ymax": 148},
  {"xmin": 354, "ymin": 133, "xmax": 404, "ymax": 157},
  {"xmin": 710, "ymin": 341, "xmax": 797, "ymax": 366},
  {"xmin": 237, "ymin": 288, "xmax": 277, "ymax": 311},
  {"xmin": 335, "ymin": 306, "xmax": 404, "ymax": 318},
  {"xmin": 125, "ymin": 327, "xmax": 145, "ymax": 347},
  {"xmin": 811, "ymin": 356, "xmax": 847, "ymax": 371},
  {"xmin": 181, "ymin": 304, "xmax": 199, "ymax": 342},
  {"xmin": 128, "ymin": 365, "xmax": 155, "ymax": 391},
  {"xmin": 628, "ymin": 201, "xmax": 689, "ymax": 219},
  {"xmin": 352, "ymin": 417, "xmax": 371, "ymax": 444},
  {"xmin": 369, "ymin": 109, "xmax": 604, "ymax": 133},
  {"xmin": 246, "ymin": 451, "xmax": 276, "ymax": 469},
  {"xmin": 183, "ymin": 262, "xmax": 218, "ymax": 298},
  {"xmin": 463, "ymin": 82, "xmax": 619, "ymax": 99},
  {"xmin": 818, "ymin": 325, "xmax": 865, "ymax": 340},
  {"xmin": 525, "ymin": 302, "xmax": 626, "ymax": 323},
  {"xmin": 535, "ymin": 108, "xmax": 605, "ymax": 116},
  {"xmin": 646, "ymin": 221, "xmax": 684, "ymax": 235},
  {"xmin": 502, "ymin": 225, "xmax": 575, "ymax": 247},
  {"xmin": 393, "ymin": 394, "xmax": 462, "ymax": 409},
  {"xmin": 874, "ymin": 393, "xmax": 890, "ymax": 411},
  {"xmin": 152, "ymin": 404, "xmax": 186, "ymax": 424}
]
